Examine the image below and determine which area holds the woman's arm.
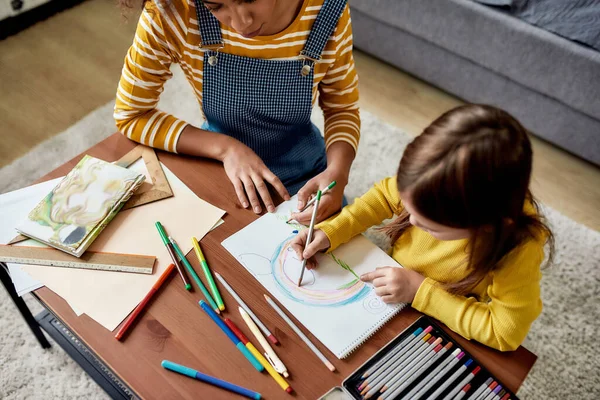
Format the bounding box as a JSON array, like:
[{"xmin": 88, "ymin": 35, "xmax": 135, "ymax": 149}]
[
  {"xmin": 294, "ymin": 5, "xmax": 360, "ymax": 223},
  {"xmin": 176, "ymin": 125, "xmax": 289, "ymax": 212},
  {"xmin": 114, "ymin": 4, "xmax": 186, "ymax": 152}
]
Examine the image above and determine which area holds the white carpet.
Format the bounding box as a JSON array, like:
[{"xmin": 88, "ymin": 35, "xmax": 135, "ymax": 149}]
[{"xmin": 1, "ymin": 66, "xmax": 599, "ymax": 399}]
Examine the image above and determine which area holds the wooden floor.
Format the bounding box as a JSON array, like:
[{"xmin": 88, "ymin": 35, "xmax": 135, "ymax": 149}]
[{"xmin": 1, "ymin": 0, "xmax": 599, "ymax": 231}]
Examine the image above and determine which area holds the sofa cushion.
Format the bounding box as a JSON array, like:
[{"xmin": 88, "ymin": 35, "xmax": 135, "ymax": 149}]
[{"xmin": 349, "ymin": 0, "xmax": 600, "ymax": 122}]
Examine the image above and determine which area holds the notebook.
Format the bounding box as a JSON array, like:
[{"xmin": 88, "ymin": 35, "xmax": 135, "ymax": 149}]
[
  {"xmin": 17, "ymin": 155, "xmax": 145, "ymax": 257},
  {"xmin": 222, "ymin": 195, "xmax": 406, "ymax": 359}
]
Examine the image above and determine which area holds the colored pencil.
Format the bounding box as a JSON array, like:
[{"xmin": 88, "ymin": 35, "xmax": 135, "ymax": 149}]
[
  {"xmin": 297, "ymin": 189, "xmax": 321, "ymax": 286},
  {"xmin": 453, "ymin": 384, "xmax": 472, "ymax": 400},
  {"xmin": 161, "ymin": 360, "xmax": 261, "ymax": 400},
  {"xmin": 362, "ymin": 336, "xmax": 440, "ymax": 397},
  {"xmin": 441, "ymin": 365, "xmax": 481, "ymax": 400},
  {"xmin": 402, "ymin": 346, "xmax": 461, "ymax": 399},
  {"xmin": 476, "ymin": 381, "xmax": 498, "ymax": 400},
  {"xmin": 380, "ymin": 342, "xmax": 454, "ymax": 398},
  {"xmin": 239, "ymin": 307, "xmax": 289, "ymax": 377},
  {"xmin": 381, "ymin": 342, "xmax": 452, "ymax": 399},
  {"xmin": 361, "ymin": 326, "xmax": 432, "ymax": 379},
  {"xmin": 377, "ymin": 337, "xmax": 443, "ymax": 393},
  {"xmin": 115, "ymin": 263, "xmax": 175, "ymax": 340},
  {"xmin": 155, "ymin": 221, "xmax": 191, "ymax": 290},
  {"xmin": 191, "ymin": 237, "xmax": 225, "ymax": 311},
  {"xmin": 409, "ymin": 350, "xmax": 466, "ymax": 400},
  {"xmin": 482, "ymin": 384, "xmax": 502, "ymax": 400},
  {"xmin": 466, "ymin": 378, "xmax": 493, "ymax": 400},
  {"xmin": 170, "ymin": 237, "xmax": 220, "ymax": 314},
  {"xmin": 359, "ymin": 333, "xmax": 434, "ymax": 393},
  {"xmin": 287, "ymin": 180, "xmax": 336, "ymax": 221},
  {"xmin": 198, "ymin": 300, "xmax": 264, "ymax": 372},
  {"xmin": 264, "ymin": 294, "xmax": 336, "ymax": 372},
  {"xmin": 224, "ymin": 318, "xmax": 293, "ymax": 394},
  {"xmin": 428, "ymin": 358, "xmax": 474, "ymax": 399},
  {"xmin": 214, "ymin": 272, "xmax": 279, "ymax": 345}
]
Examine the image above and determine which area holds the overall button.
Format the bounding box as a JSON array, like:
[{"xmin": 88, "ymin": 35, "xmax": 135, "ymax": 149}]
[{"xmin": 301, "ymin": 64, "xmax": 311, "ymax": 76}]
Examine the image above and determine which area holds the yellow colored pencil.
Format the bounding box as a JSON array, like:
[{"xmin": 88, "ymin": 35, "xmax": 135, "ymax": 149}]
[
  {"xmin": 239, "ymin": 307, "xmax": 289, "ymax": 377},
  {"xmin": 224, "ymin": 318, "xmax": 293, "ymax": 394},
  {"xmin": 191, "ymin": 237, "xmax": 225, "ymax": 311}
]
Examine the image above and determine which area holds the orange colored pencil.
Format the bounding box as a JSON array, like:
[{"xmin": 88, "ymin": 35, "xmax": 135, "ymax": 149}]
[{"xmin": 115, "ymin": 263, "xmax": 175, "ymax": 340}]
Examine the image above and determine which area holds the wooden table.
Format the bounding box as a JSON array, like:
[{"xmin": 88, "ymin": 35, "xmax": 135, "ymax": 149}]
[{"xmin": 32, "ymin": 133, "xmax": 536, "ymax": 399}]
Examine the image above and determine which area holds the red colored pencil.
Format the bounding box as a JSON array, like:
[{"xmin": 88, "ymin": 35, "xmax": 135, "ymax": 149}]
[{"xmin": 115, "ymin": 263, "xmax": 175, "ymax": 340}]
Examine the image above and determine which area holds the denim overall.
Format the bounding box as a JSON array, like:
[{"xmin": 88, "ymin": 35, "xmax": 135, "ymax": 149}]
[{"xmin": 194, "ymin": 0, "xmax": 348, "ymax": 195}]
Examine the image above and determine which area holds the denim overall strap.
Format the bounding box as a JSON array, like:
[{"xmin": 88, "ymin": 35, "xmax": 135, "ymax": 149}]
[
  {"xmin": 195, "ymin": 1, "xmax": 223, "ymax": 48},
  {"xmin": 301, "ymin": 0, "xmax": 348, "ymax": 61}
]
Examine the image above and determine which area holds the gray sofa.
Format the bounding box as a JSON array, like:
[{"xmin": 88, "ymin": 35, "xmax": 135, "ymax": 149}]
[{"xmin": 350, "ymin": 0, "xmax": 600, "ymax": 166}]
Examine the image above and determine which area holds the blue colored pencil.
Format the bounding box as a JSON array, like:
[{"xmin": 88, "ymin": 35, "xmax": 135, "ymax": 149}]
[
  {"xmin": 198, "ymin": 300, "xmax": 264, "ymax": 372},
  {"xmin": 161, "ymin": 360, "xmax": 261, "ymax": 400}
]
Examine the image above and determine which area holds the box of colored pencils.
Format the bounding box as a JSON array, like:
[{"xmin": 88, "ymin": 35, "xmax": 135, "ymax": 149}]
[{"xmin": 340, "ymin": 316, "xmax": 519, "ymax": 400}]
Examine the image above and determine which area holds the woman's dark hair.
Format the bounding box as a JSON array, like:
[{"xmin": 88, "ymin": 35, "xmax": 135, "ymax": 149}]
[{"xmin": 381, "ymin": 104, "xmax": 554, "ymax": 295}]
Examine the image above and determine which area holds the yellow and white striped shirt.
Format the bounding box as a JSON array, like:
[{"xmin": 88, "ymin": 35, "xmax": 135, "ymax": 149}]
[{"xmin": 114, "ymin": 0, "xmax": 360, "ymax": 154}]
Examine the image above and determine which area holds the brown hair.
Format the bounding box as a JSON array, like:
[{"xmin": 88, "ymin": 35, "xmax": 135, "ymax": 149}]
[{"xmin": 381, "ymin": 104, "xmax": 554, "ymax": 295}]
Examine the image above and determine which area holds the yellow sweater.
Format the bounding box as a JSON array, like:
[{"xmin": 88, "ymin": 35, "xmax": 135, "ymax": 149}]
[
  {"xmin": 317, "ymin": 177, "xmax": 544, "ymax": 351},
  {"xmin": 115, "ymin": 0, "xmax": 360, "ymax": 154}
]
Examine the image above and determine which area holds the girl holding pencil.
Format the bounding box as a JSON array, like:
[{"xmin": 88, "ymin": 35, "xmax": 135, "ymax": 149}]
[
  {"xmin": 291, "ymin": 104, "xmax": 554, "ymax": 351},
  {"xmin": 115, "ymin": 0, "xmax": 358, "ymax": 224}
]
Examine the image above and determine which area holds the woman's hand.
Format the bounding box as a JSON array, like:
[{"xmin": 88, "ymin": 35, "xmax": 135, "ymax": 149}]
[
  {"xmin": 360, "ymin": 267, "xmax": 426, "ymax": 304},
  {"xmin": 290, "ymin": 168, "xmax": 347, "ymax": 225},
  {"xmin": 222, "ymin": 142, "xmax": 290, "ymax": 213},
  {"xmin": 289, "ymin": 229, "xmax": 331, "ymax": 270}
]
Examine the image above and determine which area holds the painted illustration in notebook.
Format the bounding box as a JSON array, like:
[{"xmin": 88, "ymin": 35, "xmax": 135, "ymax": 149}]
[{"xmin": 222, "ymin": 195, "xmax": 405, "ymax": 358}]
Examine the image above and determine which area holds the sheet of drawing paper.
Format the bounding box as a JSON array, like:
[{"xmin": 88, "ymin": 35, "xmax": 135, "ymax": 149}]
[
  {"xmin": 0, "ymin": 179, "xmax": 61, "ymax": 295},
  {"xmin": 221, "ymin": 196, "xmax": 405, "ymax": 359},
  {"xmin": 23, "ymin": 162, "xmax": 225, "ymax": 331}
]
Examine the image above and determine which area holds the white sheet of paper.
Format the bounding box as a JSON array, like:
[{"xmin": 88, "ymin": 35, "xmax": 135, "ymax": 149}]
[
  {"xmin": 22, "ymin": 163, "xmax": 225, "ymax": 331},
  {"xmin": 0, "ymin": 179, "xmax": 62, "ymax": 295},
  {"xmin": 222, "ymin": 196, "xmax": 405, "ymax": 359}
]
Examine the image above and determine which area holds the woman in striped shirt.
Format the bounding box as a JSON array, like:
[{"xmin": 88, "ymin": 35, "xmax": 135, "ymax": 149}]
[{"xmin": 115, "ymin": 0, "xmax": 360, "ymax": 223}]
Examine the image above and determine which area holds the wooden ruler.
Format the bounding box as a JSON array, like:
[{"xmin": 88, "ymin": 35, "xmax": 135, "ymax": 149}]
[{"xmin": 0, "ymin": 245, "xmax": 155, "ymax": 274}]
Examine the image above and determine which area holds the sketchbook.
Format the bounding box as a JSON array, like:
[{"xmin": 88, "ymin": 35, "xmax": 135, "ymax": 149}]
[
  {"xmin": 222, "ymin": 196, "xmax": 406, "ymax": 359},
  {"xmin": 16, "ymin": 155, "xmax": 145, "ymax": 257}
]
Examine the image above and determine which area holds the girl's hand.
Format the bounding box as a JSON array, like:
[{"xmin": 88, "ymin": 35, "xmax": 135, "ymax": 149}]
[
  {"xmin": 289, "ymin": 229, "xmax": 331, "ymax": 270},
  {"xmin": 222, "ymin": 142, "xmax": 290, "ymax": 213},
  {"xmin": 360, "ymin": 267, "xmax": 426, "ymax": 304},
  {"xmin": 291, "ymin": 169, "xmax": 347, "ymax": 225}
]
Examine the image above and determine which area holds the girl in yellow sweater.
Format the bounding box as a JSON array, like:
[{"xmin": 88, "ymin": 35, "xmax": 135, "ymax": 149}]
[{"xmin": 291, "ymin": 104, "xmax": 554, "ymax": 351}]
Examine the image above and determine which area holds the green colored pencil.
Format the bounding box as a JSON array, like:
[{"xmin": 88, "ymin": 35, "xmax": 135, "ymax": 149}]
[
  {"xmin": 191, "ymin": 237, "xmax": 225, "ymax": 311},
  {"xmin": 169, "ymin": 236, "xmax": 220, "ymax": 314}
]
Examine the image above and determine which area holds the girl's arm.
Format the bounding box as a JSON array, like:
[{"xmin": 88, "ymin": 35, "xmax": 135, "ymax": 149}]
[
  {"xmin": 318, "ymin": 5, "xmax": 360, "ymax": 154},
  {"xmin": 412, "ymin": 241, "xmax": 545, "ymax": 351},
  {"xmin": 316, "ymin": 177, "xmax": 402, "ymax": 252}
]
